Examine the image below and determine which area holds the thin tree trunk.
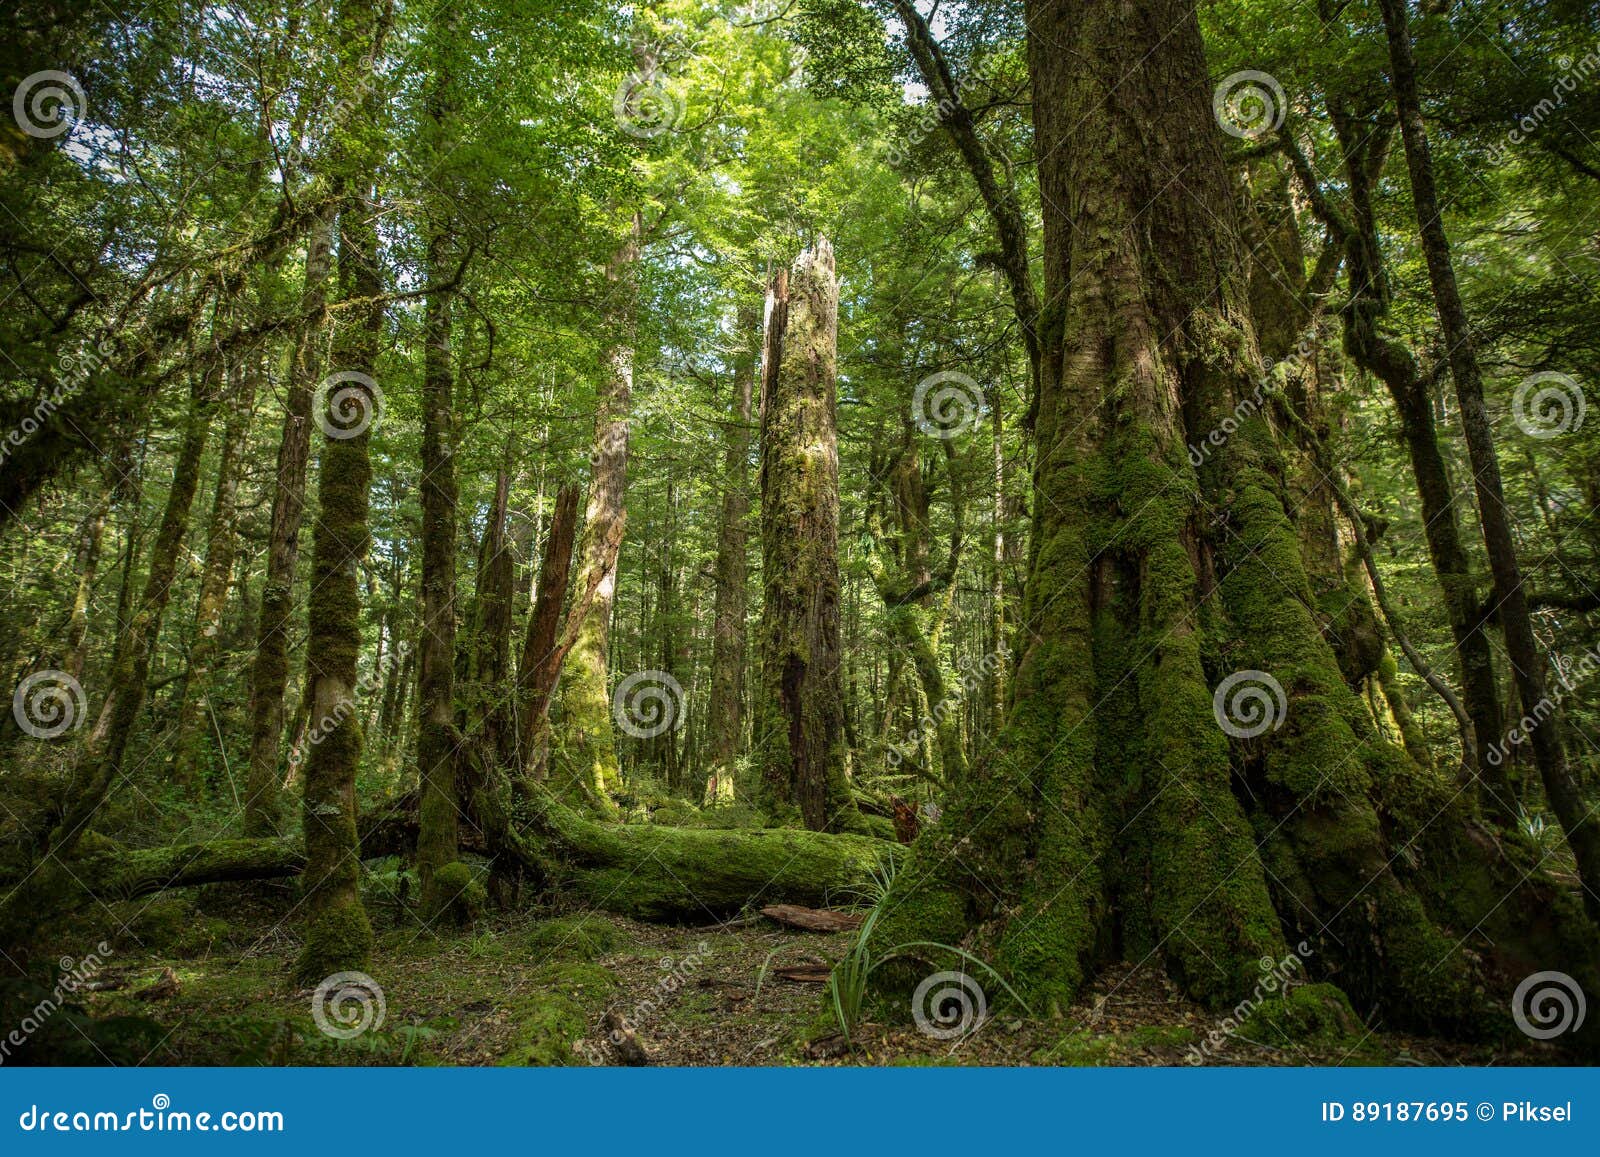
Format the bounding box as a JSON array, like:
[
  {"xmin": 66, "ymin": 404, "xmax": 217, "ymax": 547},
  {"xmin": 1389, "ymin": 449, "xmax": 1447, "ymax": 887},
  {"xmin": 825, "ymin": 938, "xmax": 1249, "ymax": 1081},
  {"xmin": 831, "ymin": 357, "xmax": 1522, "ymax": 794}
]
[
  {"xmin": 171, "ymin": 346, "xmax": 258, "ymax": 794},
  {"xmin": 63, "ymin": 487, "xmax": 110, "ymax": 682},
  {"xmin": 244, "ymin": 201, "xmax": 334, "ymax": 837},
  {"xmin": 1290, "ymin": 111, "xmax": 1511, "ymax": 816},
  {"xmin": 1378, "ymin": 0, "xmax": 1600, "ymax": 920},
  {"xmin": 704, "ymin": 302, "xmax": 757, "ymax": 805},
  {"xmin": 416, "ymin": 11, "xmax": 464, "ymax": 912},
  {"xmin": 294, "ymin": 0, "xmax": 386, "ymax": 980},
  {"xmin": 517, "ymin": 482, "xmax": 579, "ymax": 782}
]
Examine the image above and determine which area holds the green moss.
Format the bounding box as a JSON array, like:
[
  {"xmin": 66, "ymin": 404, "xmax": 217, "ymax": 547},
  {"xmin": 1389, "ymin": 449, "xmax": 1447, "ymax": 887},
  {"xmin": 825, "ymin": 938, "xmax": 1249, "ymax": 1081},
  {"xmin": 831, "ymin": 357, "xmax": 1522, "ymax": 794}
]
[
  {"xmin": 523, "ymin": 914, "xmax": 621, "ymax": 962},
  {"xmin": 499, "ymin": 962, "xmax": 616, "ymax": 1066},
  {"xmin": 1240, "ymin": 982, "xmax": 1360, "ymax": 1044},
  {"xmin": 428, "ymin": 861, "xmax": 486, "ymax": 926},
  {"xmin": 293, "ymin": 898, "xmax": 373, "ymax": 986},
  {"xmin": 1039, "ymin": 1029, "xmax": 1113, "ymax": 1066}
]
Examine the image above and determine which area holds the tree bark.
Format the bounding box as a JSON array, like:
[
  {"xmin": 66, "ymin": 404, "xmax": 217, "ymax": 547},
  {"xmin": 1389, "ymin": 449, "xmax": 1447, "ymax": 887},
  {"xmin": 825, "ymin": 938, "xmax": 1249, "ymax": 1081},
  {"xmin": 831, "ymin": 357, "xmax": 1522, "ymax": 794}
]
[
  {"xmin": 517, "ymin": 482, "xmax": 580, "ymax": 781},
  {"xmin": 756, "ymin": 242, "xmax": 853, "ymax": 832},
  {"xmin": 552, "ymin": 217, "xmax": 639, "ymax": 813}
]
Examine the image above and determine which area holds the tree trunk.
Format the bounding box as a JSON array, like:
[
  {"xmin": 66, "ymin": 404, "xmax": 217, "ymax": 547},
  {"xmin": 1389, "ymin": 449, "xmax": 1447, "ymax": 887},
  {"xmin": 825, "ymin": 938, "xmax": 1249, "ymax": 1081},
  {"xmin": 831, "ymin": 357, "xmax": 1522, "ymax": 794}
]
[
  {"xmin": 516, "ymin": 482, "xmax": 579, "ymax": 781},
  {"xmin": 756, "ymin": 241, "xmax": 853, "ymax": 832},
  {"xmin": 552, "ymin": 217, "xmax": 638, "ymax": 813},
  {"xmin": 704, "ymin": 302, "xmax": 758, "ymax": 805},
  {"xmin": 1377, "ymin": 0, "xmax": 1600, "ymax": 920},
  {"xmin": 873, "ymin": 0, "xmax": 1599, "ymax": 1042},
  {"xmin": 243, "ymin": 201, "xmax": 335, "ymax": 837},
  {"xmin": 416, "ymin": 9, "xmax": 465, "ymax": 912},
  {"xmin": 294, "ymin": 0, "xmax": 385, "ymax": 979},
  {"xmin": 171, "ymin": 345, "xmax": 258, "ymax": 795}
]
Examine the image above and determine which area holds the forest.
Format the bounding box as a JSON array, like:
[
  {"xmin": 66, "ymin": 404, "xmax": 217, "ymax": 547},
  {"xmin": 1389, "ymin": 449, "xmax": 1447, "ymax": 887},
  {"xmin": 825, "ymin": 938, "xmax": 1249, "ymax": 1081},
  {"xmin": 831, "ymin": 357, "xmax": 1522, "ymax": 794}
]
[{"xmin": 0, "ymin": 0, "xmax": 1597, "ymax": 1069}]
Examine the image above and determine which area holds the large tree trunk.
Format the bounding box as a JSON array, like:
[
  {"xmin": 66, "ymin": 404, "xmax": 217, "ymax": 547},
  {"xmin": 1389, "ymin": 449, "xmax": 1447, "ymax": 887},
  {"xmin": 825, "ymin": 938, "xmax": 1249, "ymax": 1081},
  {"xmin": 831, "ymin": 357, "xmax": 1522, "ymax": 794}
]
[
  {"xmin": 704, "ymin": 303, "xmax": 758, "ymax": 805},
  {"xmin": 551, "ymin": 218, "xmax": 638, "ymax": 814},
  {"xmin": 243, "ymin": 201, "xmax": 335, "ymax": 837},
  {"xmin": 873, "ymin": 0, "xmax": 1599, "ymax": 1046},
  {"xmin": 755, "ymin": 242, "xmax": 854, "ymax": 832},
  {"xmin": 1376, "ymin": 0, "xmax": 1600, "ymax": 921}
]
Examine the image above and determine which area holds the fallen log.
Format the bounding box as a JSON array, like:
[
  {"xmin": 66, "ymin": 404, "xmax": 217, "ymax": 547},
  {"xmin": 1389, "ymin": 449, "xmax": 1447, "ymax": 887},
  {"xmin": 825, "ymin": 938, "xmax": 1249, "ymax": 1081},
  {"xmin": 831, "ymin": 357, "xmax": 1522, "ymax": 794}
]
[
  {"xmin": 535, "ymin": 796, "xmax": 900, "ymax": 920},
  {"xmin": 2, "ymin": 792, "xmax": 901, "ymax": 942}
]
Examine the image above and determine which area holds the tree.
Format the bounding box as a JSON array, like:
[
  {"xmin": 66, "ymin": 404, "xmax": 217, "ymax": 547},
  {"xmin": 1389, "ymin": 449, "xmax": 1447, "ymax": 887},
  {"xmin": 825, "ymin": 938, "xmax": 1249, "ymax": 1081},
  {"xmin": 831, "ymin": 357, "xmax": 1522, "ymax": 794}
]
[
  {"xmin": 873, "ymin": 0, "xmax": 1597, "ymax": 1036},
  {"xmin": 755, "ymin": 240, "xmax": 854, "ymax": 832}
]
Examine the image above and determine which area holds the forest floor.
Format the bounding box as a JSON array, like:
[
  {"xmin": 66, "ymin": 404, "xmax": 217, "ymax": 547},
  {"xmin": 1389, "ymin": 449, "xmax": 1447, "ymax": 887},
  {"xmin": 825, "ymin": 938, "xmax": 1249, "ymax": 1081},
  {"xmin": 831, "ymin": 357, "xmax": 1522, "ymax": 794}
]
[{"xmin": 27, "ymin": 877, "xmax": 1566, "ymax": 1068}]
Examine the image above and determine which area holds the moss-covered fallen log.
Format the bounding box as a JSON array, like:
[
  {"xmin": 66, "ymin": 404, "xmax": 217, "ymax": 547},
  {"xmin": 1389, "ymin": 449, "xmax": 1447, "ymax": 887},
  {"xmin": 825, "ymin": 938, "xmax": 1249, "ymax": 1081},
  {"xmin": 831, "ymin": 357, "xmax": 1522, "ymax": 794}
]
[
  {"xmin": 534, "ymin": 797, "xmax": 900, "ymax": 920},
  {"xmin": 2, "ymin": 796, "xmax": 900, "ymax": 946}
]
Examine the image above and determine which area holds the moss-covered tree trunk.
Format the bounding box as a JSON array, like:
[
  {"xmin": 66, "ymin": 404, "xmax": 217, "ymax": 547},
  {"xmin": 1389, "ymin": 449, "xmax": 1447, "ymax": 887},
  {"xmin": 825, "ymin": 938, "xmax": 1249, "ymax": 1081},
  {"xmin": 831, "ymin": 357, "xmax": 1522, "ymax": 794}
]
[
  {"xmin": 875, "ymin": 0, "xmax": 1599, "ymax": 1043},
  {"xmin": 171, "ymin": 345, "xmax": 257, "ymax": 795},
  {"xmin": 704, "ymin": 302, "xmax": 758, "ymax": 805},
  {"xmin": 416, "ymin": 10, "xmax": 464, "ymax": 914},
  {"xmin": 552, "ymin": 218, "xmax": 638, "ymax": 814},
  {"xmin": 244, "ymin": 202, "xmax": 334, "ymax": 837},
  {"xmin": 293, "ymin": 0, "xmax": 384, "ymax": 980},
  {"xmin": 870, "ymin": 426, "xmax": 966, "ymax": 785},
  {"xmin": 755, "ymin": 241, "xmax": 853, "ymax": 832}
]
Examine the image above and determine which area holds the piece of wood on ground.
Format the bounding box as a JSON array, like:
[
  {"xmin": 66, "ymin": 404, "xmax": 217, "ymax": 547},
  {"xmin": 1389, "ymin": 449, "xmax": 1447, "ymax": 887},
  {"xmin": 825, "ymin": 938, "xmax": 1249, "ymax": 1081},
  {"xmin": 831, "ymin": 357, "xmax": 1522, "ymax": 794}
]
[
  {"xmin": 772, "ymin": 963, "xmax": 833, "ymax": 984},
  {"xmin": 760, "ymin": 904, "xmax": 864, "ymax": 933}
]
